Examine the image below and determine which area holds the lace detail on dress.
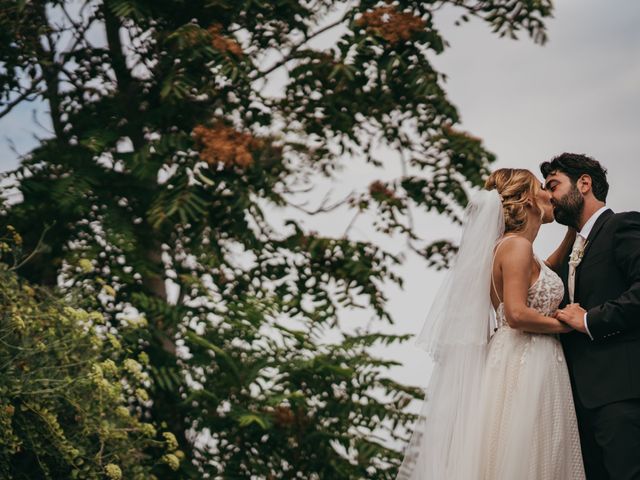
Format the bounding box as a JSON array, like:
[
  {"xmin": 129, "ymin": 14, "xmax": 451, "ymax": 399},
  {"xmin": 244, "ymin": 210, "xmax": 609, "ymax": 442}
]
[
  {"xmin": 495, "ymin": 256, "xmax": 564, "ymax": 327},
  {"xmin": 492, "ymin": 258, "xmax": 566, "ymax": 365}
]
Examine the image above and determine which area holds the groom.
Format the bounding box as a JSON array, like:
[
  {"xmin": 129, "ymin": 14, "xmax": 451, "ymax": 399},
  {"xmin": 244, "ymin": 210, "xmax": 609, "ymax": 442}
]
[{"xmin": 541, "ymin": 153, "xmax": 640, "ymax": 480}]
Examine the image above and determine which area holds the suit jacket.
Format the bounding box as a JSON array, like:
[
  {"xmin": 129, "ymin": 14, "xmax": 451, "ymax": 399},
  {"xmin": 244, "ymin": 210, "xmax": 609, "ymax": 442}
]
[{"xmin": 560, "ymin": 209, "xmax": 640, "ymax": 409}]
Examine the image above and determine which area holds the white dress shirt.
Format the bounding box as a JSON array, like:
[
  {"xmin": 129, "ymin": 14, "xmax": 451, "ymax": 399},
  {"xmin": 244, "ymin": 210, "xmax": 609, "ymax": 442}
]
[{"xmin": 578, "ymin": 206, "xmax": 611, "ymax": 339}]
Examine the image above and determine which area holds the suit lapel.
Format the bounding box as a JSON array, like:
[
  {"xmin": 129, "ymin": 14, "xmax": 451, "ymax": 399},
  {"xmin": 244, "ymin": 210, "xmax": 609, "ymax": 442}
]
[
  {"xmin": 580, "ymin": 208, "xmax": 614, "ymax": 262},
  {"xmin": 574, "ymin": 209, "xmax": 614, "ymax": 302}
]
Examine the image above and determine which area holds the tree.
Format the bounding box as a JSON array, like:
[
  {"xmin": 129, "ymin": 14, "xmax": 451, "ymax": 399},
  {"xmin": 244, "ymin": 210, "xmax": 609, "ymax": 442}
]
[
  {"xmin": 0, "ymin": 0, "xmax": 552, "ymax": 477},
  {"xmin": 0, "ymin": 226, "xmax": 174, "ymax": 479}
]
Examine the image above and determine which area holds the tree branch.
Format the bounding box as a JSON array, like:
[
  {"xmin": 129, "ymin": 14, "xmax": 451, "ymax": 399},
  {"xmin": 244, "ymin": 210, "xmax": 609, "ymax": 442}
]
[
  {"xmin": 13, "ymin": 224, "xmax": 52, "ymax": 271},
  {"xmin": 0, "ymin": 80, "xmax": 44, "ymax": 119},
  {"xmin": 59, "ymin": 14, "xmax": 101, "ymax": 64},
  {"xmin": 103, "ymin": 4, "xmax": 134, "ymax": 92},
  {"xmin": 286, "ymin": 189, "xmax": 354, "ymax": 215},
  {"xmin": 252, "ymin": 11, "xmax": 352, "ymax": 81},
  {"xmin": 103, "ymin": 4, "xmax": 146, "ymax": 150},
  {"xmin": 32, "ymin": 4, "xmax": 65, "ymax": 139}
]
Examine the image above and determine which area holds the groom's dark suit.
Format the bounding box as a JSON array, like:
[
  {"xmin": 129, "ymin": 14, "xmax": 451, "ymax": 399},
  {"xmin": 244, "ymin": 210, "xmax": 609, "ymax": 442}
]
[{"xmin": 560, "ymin": 209, "xmax": 640, "ymax": 480}]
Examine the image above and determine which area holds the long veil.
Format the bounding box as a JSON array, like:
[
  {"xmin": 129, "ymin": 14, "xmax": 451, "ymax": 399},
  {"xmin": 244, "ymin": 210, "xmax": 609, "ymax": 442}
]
[{"xmin": 397, "ymin": 189, "xmax": 505, "ymax": 479}]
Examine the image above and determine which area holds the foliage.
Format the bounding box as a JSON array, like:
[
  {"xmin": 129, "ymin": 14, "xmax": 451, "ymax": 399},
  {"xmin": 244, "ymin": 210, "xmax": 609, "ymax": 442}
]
[
  {"xmin": 0, "ymin": 0, "xmax": 552, "ymax": 477},
  {"xmin": 0, "ymin": 231, "xmax": 175, "ymax": 479}
]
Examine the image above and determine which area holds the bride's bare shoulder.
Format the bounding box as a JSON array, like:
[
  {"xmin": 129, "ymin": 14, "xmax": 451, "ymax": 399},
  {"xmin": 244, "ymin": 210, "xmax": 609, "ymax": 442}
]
[{"xmin": 495, "ymin": 236, "xmax": 534, "ymax": 264}]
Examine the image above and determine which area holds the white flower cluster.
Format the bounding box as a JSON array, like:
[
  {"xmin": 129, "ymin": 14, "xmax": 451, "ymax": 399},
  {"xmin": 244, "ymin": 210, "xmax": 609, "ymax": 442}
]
[{"xmin": 568, "ymin": 243, "xmax": 587, "ymax": 268}]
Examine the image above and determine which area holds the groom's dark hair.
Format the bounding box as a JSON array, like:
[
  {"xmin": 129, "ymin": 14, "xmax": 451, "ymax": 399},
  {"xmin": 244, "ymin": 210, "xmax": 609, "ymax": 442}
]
[{"xmin": 540, "ymin": 153, "xmax": 609, "ymax": 202}]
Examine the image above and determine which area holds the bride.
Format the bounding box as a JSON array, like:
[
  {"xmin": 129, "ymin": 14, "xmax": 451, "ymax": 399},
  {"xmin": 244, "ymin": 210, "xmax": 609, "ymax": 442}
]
[{"xmin": 397, "ymin": 169, "xmax": 586, "ymax": 479}]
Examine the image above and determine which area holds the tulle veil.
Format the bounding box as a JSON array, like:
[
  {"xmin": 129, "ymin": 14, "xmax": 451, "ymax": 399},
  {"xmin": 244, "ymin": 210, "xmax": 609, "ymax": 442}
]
[{"xmin": 397, "ymin": 189, "xmax": 505, "ymax": 479}]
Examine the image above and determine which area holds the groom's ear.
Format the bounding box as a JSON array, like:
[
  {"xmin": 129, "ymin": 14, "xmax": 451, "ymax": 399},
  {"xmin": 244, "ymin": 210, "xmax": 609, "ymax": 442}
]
[{"xmin": 578, "ymin": 174, "xmax": 593, "ymax": 194}]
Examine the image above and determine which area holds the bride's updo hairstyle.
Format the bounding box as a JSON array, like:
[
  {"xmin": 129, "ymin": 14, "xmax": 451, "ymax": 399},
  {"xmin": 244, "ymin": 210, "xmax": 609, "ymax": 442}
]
[{"xmin": 484, "ymin": 168, "xmax": 541, "ymax": 233}]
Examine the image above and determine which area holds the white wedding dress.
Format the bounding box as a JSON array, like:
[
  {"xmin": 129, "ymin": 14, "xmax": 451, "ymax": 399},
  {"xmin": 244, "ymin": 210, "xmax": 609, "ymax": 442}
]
[
  {"xmin": 477, "ymin": 253, "xmax": 585, "ymax": 479},
  {"xmin": 398, "ymin": 192, "xmax": 585, "ymax": 480}
]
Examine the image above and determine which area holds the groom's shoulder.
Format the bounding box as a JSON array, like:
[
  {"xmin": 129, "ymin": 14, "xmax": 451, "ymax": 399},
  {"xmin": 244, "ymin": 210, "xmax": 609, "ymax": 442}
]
[
  {"xmin": 607, "ymin": 211, "xmax": 640, "ymax": 232},
  {"xmin": 610, "ymin": 210, "xmax": 640, "ymax": 225}
]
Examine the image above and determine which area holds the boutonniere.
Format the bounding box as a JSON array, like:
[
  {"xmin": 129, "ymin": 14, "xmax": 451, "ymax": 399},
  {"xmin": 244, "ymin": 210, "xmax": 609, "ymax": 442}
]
[{"xmin": 568, "ymin": 240, "xmax": 589, "ymax": 268}]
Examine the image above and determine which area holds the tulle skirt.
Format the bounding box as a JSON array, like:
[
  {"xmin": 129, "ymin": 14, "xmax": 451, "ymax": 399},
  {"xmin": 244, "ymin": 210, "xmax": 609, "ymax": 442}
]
[
  {"xmin": 478, "ymin": 328, "xmax": 584, "ymax": 479},
  {"xmin": 398, "ymin": 327, "xmax": 585, "ymax": 479}
]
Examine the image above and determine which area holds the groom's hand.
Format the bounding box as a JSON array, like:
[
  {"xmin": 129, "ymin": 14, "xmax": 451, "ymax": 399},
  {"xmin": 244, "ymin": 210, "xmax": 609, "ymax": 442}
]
[{"xmin": 555, "ymin": 304, "xmax": 588, "ymax": 333}]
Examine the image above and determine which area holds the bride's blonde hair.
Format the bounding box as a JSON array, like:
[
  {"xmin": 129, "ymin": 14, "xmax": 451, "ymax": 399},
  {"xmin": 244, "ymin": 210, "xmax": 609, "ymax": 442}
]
[{"xmin": 484, "ymin": 168, "xmax": 543, "ymax": 233}]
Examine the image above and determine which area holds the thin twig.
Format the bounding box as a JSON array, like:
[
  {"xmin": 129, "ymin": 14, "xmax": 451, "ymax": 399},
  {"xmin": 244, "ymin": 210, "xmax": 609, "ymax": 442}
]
[
  {"xmin": 252, "ymin": 10, "xmax": 352, "ymax": 80},
  {"xmin": 0, "ymin": 81, "xmax": 44, "ymax": 119},
  {"xmin": 343, "ymin": 210, "xmax": 361, "ymax": 237},
  {"xmin": 12, "ymin": 224, "xmax": 53, "ymax": 271},
  {"xmin": 286, "ymin": 190, "xmax": 354, "ymax": 215}
]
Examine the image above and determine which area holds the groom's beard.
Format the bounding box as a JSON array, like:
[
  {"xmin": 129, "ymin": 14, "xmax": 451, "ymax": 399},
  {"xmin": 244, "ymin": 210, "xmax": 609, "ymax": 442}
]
[{"xmin": 553, "ymin": 185, "xmax": 584, "ymax": 229}]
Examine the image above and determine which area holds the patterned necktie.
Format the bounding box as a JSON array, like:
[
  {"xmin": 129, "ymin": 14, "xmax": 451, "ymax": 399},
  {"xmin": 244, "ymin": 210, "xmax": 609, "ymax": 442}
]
[{"xmin": 568, "ymin": 234, "xmax": 586, "ymax": 303}]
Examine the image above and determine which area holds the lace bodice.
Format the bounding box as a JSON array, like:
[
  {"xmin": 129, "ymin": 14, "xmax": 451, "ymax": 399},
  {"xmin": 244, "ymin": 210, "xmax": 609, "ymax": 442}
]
[{"xmin": 494, "ymin": 256, "xmax": 565, "ymax": 329}]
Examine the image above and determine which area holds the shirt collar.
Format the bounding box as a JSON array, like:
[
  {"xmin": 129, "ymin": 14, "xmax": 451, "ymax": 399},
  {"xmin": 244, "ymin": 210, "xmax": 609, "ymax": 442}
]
[{"xmin": 579, "ymin": 205, "xmax": 610, "ymax": 239}]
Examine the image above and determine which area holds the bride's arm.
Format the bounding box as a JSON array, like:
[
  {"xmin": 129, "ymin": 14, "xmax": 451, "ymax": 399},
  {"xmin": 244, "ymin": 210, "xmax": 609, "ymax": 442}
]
[
  {"xmin": 544, "ymin": 227, "xmax": 576, "ymax": 273},
  {"xmin": 499, "ymin": 237, "xmax": 573, "ymax": 334}
]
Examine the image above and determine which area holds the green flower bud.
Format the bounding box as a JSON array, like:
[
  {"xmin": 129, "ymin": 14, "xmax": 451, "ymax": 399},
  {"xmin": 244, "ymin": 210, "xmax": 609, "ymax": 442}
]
[{"xmin": 105, "ymin": 463, "xmax": 122, "ymax": 480}]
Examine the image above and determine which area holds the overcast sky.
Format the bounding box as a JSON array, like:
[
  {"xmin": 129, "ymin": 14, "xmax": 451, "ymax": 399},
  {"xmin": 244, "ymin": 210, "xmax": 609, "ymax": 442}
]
[{"xmin": 1, "ymin": 0, "xmax": 638, "ymax": 396}]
